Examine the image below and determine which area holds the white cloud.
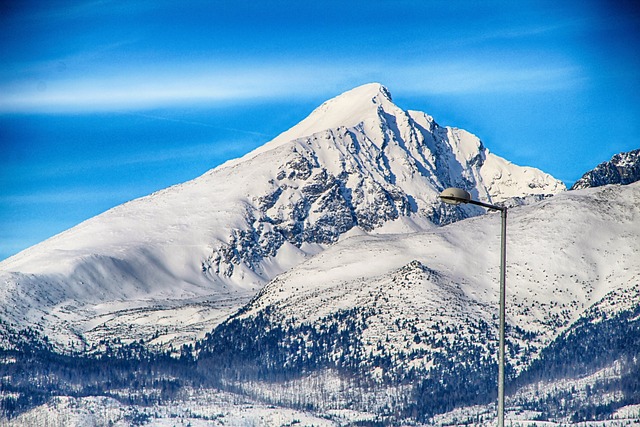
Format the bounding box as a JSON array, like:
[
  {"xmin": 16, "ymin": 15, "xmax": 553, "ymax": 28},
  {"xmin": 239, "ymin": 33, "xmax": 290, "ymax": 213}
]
[
  {"xmin": 0, "ymin": 58, "xmax": 584, "ymax": 112},
  {"xmin": 0, "ymin": 59, "xmax": 347, "ymax": 111}
]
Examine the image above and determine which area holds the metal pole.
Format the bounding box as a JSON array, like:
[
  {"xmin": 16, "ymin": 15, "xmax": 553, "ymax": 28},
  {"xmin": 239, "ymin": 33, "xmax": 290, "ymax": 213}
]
[
  {"xmin": 438, "ymin": 189, "xmax": 508, "ymax": 426},
  {"xmin": 498, "ymin": 207, "xmax": 507, "ymax": 427}
]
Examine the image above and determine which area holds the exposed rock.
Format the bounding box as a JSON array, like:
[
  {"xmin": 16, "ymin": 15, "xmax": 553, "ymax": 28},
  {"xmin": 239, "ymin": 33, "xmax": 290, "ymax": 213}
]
[{"xmin": 571, "ymin": 148, "xmax": 640, "ymax": 190}]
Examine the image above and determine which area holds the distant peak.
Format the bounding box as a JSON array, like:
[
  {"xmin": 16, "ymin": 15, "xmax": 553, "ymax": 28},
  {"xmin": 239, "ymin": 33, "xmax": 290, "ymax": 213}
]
[{"xmin": 571, "ymin": 148, "xmax": 640, "ymax": 190}]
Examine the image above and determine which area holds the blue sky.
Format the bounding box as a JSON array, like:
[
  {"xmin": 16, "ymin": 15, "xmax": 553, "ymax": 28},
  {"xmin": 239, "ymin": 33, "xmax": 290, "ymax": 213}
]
[{"xmin": 1, "ymin": 0, "xmax": 639, "ymax": 261}]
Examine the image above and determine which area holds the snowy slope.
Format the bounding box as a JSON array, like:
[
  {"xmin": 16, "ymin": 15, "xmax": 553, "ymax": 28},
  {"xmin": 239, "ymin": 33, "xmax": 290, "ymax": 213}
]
[
  {"xmin": 202, "ymin": 182, "xmax": 640, "ymax": 391},
  {"xmin": 0, "ymin": 83, "xmax": 564, "ymax": 350},
  {"xmin": 3, "ymin": 391, "xmax": 342, "ymax": 427}
]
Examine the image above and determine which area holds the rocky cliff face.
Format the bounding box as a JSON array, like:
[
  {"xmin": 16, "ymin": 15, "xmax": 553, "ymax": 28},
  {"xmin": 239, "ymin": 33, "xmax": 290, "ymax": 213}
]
[
  {"xmin": 201, "ymin": 83, "xmax": 565, "ymax": 280},
  {"xmin": 571, "ymin": 148, "xmax": 640, "ymax": 190}
]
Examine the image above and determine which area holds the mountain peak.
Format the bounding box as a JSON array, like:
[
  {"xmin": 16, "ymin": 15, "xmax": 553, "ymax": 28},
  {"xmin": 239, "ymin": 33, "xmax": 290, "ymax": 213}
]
[
  {"xmin": 262, "ymin": 83, "xmax": 399, "ymax": 149},
  {"xmin": 341, "ymin": 82, "xmax": 393, "ymax": 103}
]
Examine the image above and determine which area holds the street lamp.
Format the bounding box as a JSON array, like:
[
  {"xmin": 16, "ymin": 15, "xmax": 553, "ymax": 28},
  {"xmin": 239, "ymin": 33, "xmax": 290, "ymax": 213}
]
[{"xmin": 439, "ymin": 187, "xmax": 507, "ymax": 427}]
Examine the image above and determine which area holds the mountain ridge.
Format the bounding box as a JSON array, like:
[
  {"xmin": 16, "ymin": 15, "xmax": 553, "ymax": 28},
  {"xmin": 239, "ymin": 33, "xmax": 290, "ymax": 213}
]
[{"xmin": 571, "ymin": 148, "xmax": 640, "ymax": 190}]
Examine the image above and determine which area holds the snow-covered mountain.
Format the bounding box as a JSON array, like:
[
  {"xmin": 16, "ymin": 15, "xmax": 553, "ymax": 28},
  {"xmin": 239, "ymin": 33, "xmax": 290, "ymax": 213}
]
[
  {"xmin": 0, "ymin": 83, "xmax": 564, "ymax": 351},
  {"xmin": 4, "ymin": 183, "xmax": 638, "ymax": 425},
  {"xmin": 197, "ymin": 182, "xmax": 640, "ymax": 419},
  {"xmin": 2, "ymin": 84, "xmax": 639, "ymax": 425},
  {"xmin": 571, "ymin": 148, "xmax": 640, "ymax": 190}
]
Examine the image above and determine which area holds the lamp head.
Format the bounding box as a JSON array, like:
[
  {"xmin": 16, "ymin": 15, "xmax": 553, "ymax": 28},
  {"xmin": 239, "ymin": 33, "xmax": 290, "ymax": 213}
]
[{"xmin": 440, "ymin": 187, "xmax": 471, "ymax": 205}]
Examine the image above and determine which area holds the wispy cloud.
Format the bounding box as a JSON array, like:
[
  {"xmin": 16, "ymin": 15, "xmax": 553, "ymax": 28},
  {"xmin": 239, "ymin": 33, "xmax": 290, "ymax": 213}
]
[{"xmin": 0, "ymin": 57, "xmax": 584, "ymax": 112}]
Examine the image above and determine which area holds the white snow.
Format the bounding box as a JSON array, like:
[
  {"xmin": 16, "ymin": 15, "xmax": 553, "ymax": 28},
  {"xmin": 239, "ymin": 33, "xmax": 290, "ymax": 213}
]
[
  {"xmin": 2, "ymin": 389, "xmax": 341, "ymax": 427},
  {"xmin": 238, "ymin": 182, "xmax": 640, "ymax": 375}
]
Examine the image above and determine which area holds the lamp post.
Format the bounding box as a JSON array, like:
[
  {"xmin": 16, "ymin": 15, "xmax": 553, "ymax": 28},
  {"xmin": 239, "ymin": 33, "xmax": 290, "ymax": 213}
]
[{"xmin": 439, "ymin": 187, "xmax": 507, "ymax": 427}]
